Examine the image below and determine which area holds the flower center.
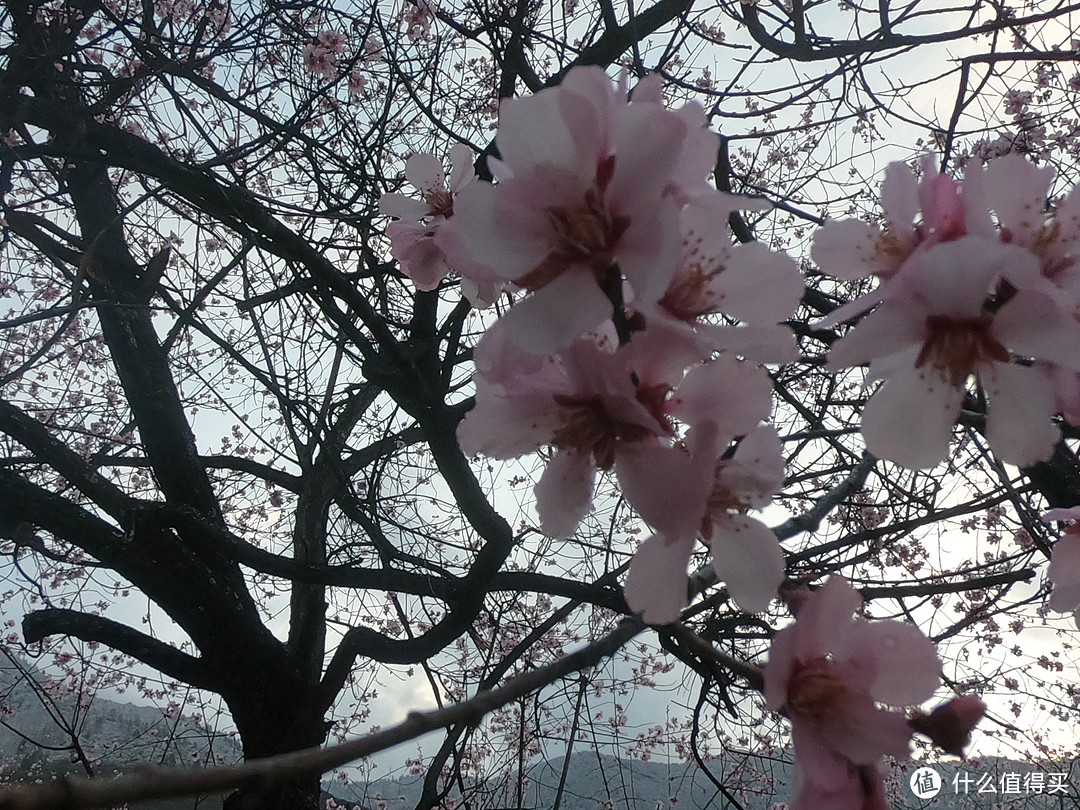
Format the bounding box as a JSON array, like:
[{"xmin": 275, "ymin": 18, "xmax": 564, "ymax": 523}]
[
  {"xmin": 516, "ymin": 156, "xmax": 632, "ymax": 292},
  {"xmin": 660, "ymin": 263, "xmax": 721, "ymax": 322},
  {"xmin": 787, "ymin": 657, "xmax": 848, "ymax": 720},
  {"xmin": 699, "ymin": 464, "xmax": 749, "ymax": 540},
  {"xmin": 425, "ymin": 188, "xmax": 454, "ymax": 218},
  {"xmin": 551, "ymin": 383, "xmax": 671, "ymax": 470},
  {"xmin": 915, "ymin": 314, "xmax": 1009, "ymax": 387},
  {"xmin": 1028, "ymin": 221, "xmax": 1077, "ymax": 281}
]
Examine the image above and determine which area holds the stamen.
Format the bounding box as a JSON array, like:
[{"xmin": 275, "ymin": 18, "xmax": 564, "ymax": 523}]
[{"xmin": 915, "ymin": 315, "xmax": 1009, "ymax": 387}]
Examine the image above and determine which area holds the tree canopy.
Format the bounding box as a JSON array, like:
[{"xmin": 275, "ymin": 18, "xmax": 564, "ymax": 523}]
[{"xmin": 2, "ymin": 0, "xmax": 1080, "ymax": 808}]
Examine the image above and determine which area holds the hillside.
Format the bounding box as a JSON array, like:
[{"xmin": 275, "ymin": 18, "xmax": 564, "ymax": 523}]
[{"xmin": 3, "ymin": 658, "xmax": 1073, "ymax": 810}]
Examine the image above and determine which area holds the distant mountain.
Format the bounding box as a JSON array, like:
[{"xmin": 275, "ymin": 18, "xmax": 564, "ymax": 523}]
[
  {"xmin": 327, "ymin": 749, "xmax": 1078, "ymax": 810},
  {"xmin": 3, "ymin": 659, "xmax": 1074, "ymax": 810},
  {"xmin": 0, "ymin": 656, "xmax": 238, "ymax": 809},
  {"xmin": 328, "ymin": 750, "xmax": 786, "ymax": 810}
]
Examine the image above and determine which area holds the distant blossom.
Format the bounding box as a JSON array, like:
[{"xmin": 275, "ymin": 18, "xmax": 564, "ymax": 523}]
[
  {"xmin": 378, "ymin": 145, "xmax": 483, "ymax": 296},
  {"xmin": 402, "ymin": 0, "xmax": 437, "ymax": 39}
]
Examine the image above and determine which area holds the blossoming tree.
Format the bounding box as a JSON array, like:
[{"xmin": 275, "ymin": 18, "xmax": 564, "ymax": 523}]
[{"xmin": 2, "ymin": 0, "xmax": 1080, "ymax": 809}]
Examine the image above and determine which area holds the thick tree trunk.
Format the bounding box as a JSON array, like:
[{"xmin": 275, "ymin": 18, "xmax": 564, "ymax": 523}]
[
  {"xmin": 223, "ymin": 771, "xmax": 323, "ymax": 810},
  {"xmin": 223, "ymin": 691, "xmax": 328, "ymax": 810},
  {"xmin": 223, "ymin": 774, "xmax": 323, "ymax": 810}
]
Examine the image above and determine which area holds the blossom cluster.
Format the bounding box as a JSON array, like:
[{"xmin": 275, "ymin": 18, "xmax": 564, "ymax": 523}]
[
  {"xmin": 401, "ymin": 0, "xmax": 437, "ymax": 39},
  {"xmin": 815, "ymin": 154, "xmax": 1080, "ymax": 469},
  {"xmin": 303, "ymin": 30, "xmax": 348, "ymax": 79},
  {"xmin": 376, "ymin": 67, "xmax": 1080, "ymax": 810},
  {"xmin": 765, "ymin": 577, "xmax": 934, "ymax": 809},
  {"xmin": 302, "ymin": 31, "xmax": 384, "ymax": 101},
  {"xmin": 378, "ymin": 144, "xmax": 478, "ymax": 297},
  {"xmin": 379, "ymin": 67, "xmax": 805, "ymax": 624}
]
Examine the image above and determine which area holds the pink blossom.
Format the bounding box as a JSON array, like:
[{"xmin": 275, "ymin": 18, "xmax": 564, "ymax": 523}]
[
  {"xmin": 981, "ymin": 154, "xmax": 1080, "ymax": 305},
  {"xmin": 459, "ymin": 329, "xmax": 772, "ymax": 540},
  {"xmin": 624, "ymin": 422, "xmax": 786, "ymax": 623},
  {"xmin": 437, "ymin": 67, "xmax": 718, "ymax": 354},
  {"xmin": 827, "ymin": 236, "xmax": 1080, "ymax": 469},
  {"xmin": 623, "ymin": 534, "xmax": 700, "ymax": 625},
  {"xmin": 763, "ymin": 577, "xmax": 941, "ymax": 810},
  {"xmin": 303, "ymin": 43, "xmax": 335, "ymax": 78},
  {"xmin": 909, "ymin": 695, "xmax": 986, "ymax": 756},
  {"xmin": 402, "ymin": 0, "xmax": 436, "ymax": 39},
  {"xmin": 699, "ymin": 425, "xmax": 787, "ymax": 613},
  {"xmin": 819, "ymin": 154, "xmax": 1080, "ymax": 467},
  {"xmin": 458, "ymin": 329, "xmax": 686, "ymax": 538},
  {"xmin": 347, "ymin": 69, "xmax": 368, "ymax": 103},
  {"xmin": 980, "ymin": 158, "xmax": 1080, "ymax": 429},
  {"xmin": 653, "ymin": 194, "xmax": 804, "ymax": 363},
  {"xmin": 378, "ymin": 145, "xmax": 489, "ymax": 296},
  {"xmin": 812, "ymin": 156, "xmax": 993, "ymax": 327},
  {"xmin": 362, "ymin": 37, "xmax": 384, "ymax": 63},
  {"xmin": 304, "ymin": 32, "xmax": 346, "ymax": 79},
  {"xmin": 1004, "ymin": 90, "xmax": 1033, "ymax": 117},
  {"xmin": 1043, "ymin": 506, "xmax": 1080, "ymax": 627},
  {"xmin": 316, "ymin": 30, "xmax": 347, "ymax": 53}
]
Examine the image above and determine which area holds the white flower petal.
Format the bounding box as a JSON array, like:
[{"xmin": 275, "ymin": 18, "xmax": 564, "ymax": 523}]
[
  {"xmin": 456, "ymin": 386, "xmax": 558, "ymax": 460},
  {"xmin": 826, "ymin": 302, "xmax": 924, "ymax": 371},
  {"xmin": 722, "ymin": 425, "xmax": 786, "ymax": 509},
  {"xmin": 495, "ymin": 91, "xmax": 576, "ymax": 174},
  {"xmin": 841, "ymin": 621, "xmax": 941, "ymax": 706},
  {"xmin": 609, "ymin": 103, "xmax": 687, "ymax": 213},
  {"xmin": 447, "ymin": 143, "xmax": 477, "ymax": 192},
  {"xmin": 710, "ymin": 514, "xmax": 784, "ymax": 614},
  {"xmin": 881, "ymin": 162, "xmax": 919, "ymax": 235},
  {"xmin": 901, "ymin": 238, "xmax": 1008, "ymax": 316},
  {"xmin": 995, "ymin": 291, "xmax": 1080, "ymax": 370},
  {"xmin": 699, "ymin": 323, "xmax": 798, "ymax": 364},
  {"xmin": 436, "ymin": 182, "xmax": 542, "ymax": 283},
  {"xmin": 1049, "ymin": 535, "xmax": 1080, "ymax": 613},
  {"xmin": 668, "ymin": 355, "xmax": 774, "ymax": 439},
  {"xmin": 710, "ymin": 242, "xmax": 805, "ymax": 323},
  {"xmin": 983, "ymin": 363, "xmax": 1058, "ymax": 468},
  {"xmin": 861, "ymin": 366, "xmax": 963, "ymax": 470},
  {"xmin": 624, "ymin": 534, "xmax": 696, "ymax": 625},
  {"xmin": 497, "ymin": 272, "xmax": 614, "ymax": 355},
  {"xmin": 404, "ymin": 152, "xmax": 445, "ymax": 193},
  {"xmin": 827, "ymin": 698, "xmax": 916, "ymax": 763},
  {"xmin": 618, "ymin": 197, "xmax": 683, "ymax": 305},
  {"xmin": 615, "ymin": 445, "xmax": 709, "ymax": 541},
  {"xmin": 811, "ymin": 220, "xmax": 894, "ymax": 280},
  {"xmin": 379, "ymin": 193, "xmax": 430, "ymax": 221},
  {"xmin": 984, "ymin": 153, "xmax": 1054, "ymax": 245},
  {"xmin": 535, "ymin": 449, "xmax": 596, "ymax": 539},
  {"xmin": 793, "ymin": 576, "xmax": 864, "ymax": 662}
]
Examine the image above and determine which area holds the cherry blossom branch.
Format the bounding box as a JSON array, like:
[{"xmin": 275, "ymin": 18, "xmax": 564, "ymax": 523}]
[
  {"xmin": 665, "ymin": 622, "xmax": 765, "ymax": 692},
  {"xmin": 0, "ymin": 617, "xmax": 647, "ymax": 810},
  {"xmin": 860, "ymin": 568, "xmax": 1036, "ymax": 601},
  {"xmin": 739, "ymin": 0, "xmax": 1080, "ymax": 61},
  {"xmin": 21, "ymin": 609, "xmax": 215, "ymax": 691},
  {"xmin": 774, "ymin": 451, "xmax": 876, "ymax": 541},
  {"xmin": 0, "ymin": 398, "xmax": 138, "ymax": 520}
]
